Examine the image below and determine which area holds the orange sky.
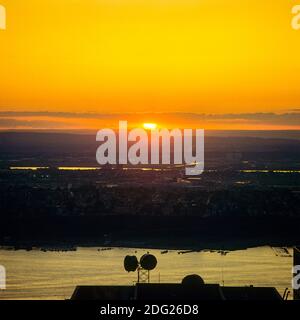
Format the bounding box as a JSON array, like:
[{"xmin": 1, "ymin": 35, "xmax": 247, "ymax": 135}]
[{"xmin": 0, "ymin": 0, "xmax": 300, "ymax": 129}]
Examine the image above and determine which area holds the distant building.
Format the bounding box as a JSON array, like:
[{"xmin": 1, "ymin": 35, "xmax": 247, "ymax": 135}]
[{"xmin": 71, "ymin": 280, "xmax": 282, "ymax": 301}]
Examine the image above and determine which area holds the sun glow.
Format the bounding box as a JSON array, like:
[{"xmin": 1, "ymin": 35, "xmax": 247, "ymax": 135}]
[
  {"xmin": 143, "ymin": 123, "xmax": 157, "ymax": 130},
  {"xmin": 1, "ymin": 1, "xmax": 300, "ymax": 130}
]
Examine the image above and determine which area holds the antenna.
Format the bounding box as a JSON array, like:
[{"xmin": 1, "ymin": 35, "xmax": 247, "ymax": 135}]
[{"xmin": 124, "ymin": 253, "xmax": 157, "ymax": 283}]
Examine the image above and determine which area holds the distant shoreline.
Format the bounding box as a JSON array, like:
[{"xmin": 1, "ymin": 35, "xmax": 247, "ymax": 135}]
[
  {"xmin": 1, "ymin": 215, "xmax": 300, "ymax": 251},
  {"xmin": 0, "ymin": 236, "xmax": 299, "ymax": 252}
]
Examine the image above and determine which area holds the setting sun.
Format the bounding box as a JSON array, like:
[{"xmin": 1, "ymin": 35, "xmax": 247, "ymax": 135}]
[{"xmin": 143, "ymin": 123, "xmax": 157, "ymax": 130}]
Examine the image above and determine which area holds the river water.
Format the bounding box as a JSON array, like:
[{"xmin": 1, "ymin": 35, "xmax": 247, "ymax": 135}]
[{"xmin": 0, "ymin": 246, "xmax": 293, "ymax": 300}]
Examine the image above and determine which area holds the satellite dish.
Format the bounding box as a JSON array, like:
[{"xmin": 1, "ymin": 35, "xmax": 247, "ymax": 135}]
[
  {"xmin": 124, "ymin": 255, "xmax": 139, "ymax": 272},
  {"xmin": 182, "ymin": 274, "xmax": 205, "ymax": 287},
  {"xmin": 140, "ymin": 254, "xmax": 157, "ymax": 271}
]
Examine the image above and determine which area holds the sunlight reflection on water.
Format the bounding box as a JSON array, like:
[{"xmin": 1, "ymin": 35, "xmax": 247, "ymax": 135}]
[{"xmin": 0, "ymin": 246, "xmax": 293, "ymax": 300}]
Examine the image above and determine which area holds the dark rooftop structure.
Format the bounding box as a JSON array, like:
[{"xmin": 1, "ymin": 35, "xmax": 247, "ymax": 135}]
[
  {"xmin": 71, "ymin": 282, "xmax": 282, "ymax": 301},
  {"xmin": 71, "ymin": 256, "xmax": 284, "ymax": 301}
]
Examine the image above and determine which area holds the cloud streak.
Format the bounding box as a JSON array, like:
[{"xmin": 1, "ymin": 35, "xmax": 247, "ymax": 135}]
[
  {"xmin": 1, "ymin": 111, "xmax": 300, "ymax": 129},
  {"xmin": 0, "ymin": 118, "xmax": 72, "ymax": 129}
]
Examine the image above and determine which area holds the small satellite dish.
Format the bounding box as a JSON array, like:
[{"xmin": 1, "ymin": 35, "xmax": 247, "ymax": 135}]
[
  {"xmin": 182, "ymin": 274, "xmax": 205, "ymax": 287},
  {"xmin": 124, "ymin": 255, "xmax": 139, "ymax": 272},
  {"xmin": 140, "ymin": 254, "xmax": 157, "ymax": 271}
]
